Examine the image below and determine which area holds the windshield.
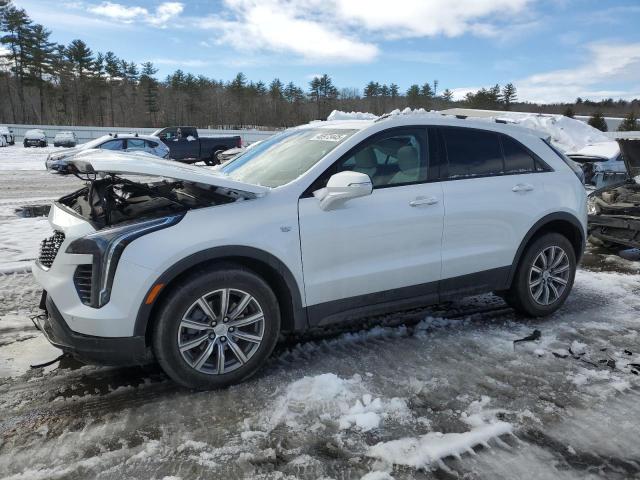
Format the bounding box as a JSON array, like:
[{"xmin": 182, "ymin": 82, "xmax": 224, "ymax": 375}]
[{"xmin": 221, "ymin": 128, "xmax": 357, "ymax": 187}]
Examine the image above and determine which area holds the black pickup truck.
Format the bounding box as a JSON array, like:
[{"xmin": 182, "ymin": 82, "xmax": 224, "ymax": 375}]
[{"xmin": 153, "ymin": 126, "xmax": 242, "ymax": 165}]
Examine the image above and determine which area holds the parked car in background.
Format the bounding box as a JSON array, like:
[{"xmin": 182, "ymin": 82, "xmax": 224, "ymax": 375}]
[
  {"xmin": 588, "ymin": 138, "xmax": 640, "ymax": 250},
  {"xmin": 216, "ymin": 140, "xmax": 263, "ymax": 164},
  {"xmin": 0, "ymin": 126, "xmax": 15, "ymax": 145},
  {"xmin": 34, "ymin": 114, "xmax": 586, "ymax": 389},
  {"xmin": 153, "ymin": 126, "xmax": 242, "ymax": 165},
  {"xmin": 23, "ymin": 129, "xmax": 47, "ymax": 147},
  {"xmin": 46, "ymin": 133, "xmax": 169, "ymax": 173},
  {"xmin": 53, "ymin": 131, "xmax": 78, "ymax": 148},
  {"xmin": 567, "ymin": 142, "xmax": 627, "ymax": 188}
]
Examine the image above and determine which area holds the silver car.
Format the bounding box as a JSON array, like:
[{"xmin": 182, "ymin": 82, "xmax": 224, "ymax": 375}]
[{"xmin": 46, "ymin": 133, "xmax": 170, "ymax": 173}]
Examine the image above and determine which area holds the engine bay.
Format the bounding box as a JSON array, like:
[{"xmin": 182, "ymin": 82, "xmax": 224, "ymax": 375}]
[{"xmin": 58, "ymin": 175, "xmax": 241, "ymax": 229}]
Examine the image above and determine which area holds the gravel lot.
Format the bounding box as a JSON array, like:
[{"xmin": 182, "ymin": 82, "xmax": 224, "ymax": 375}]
[{"xmin": 0, "ymin": 145, "xmax": 639, "ymax": 479}]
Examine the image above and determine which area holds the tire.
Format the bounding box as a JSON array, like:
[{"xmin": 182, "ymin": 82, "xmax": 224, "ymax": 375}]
[
  {"xmin": 504, "ymin": 233, "xmax": 576, "ymax": 317},
  {"xmin": 204, "ymin": 150, "xmax": 222, "ymax": 166},
  {"xmin": 152, "ymin": 265, "xmax": 281, "ymax": 389}
]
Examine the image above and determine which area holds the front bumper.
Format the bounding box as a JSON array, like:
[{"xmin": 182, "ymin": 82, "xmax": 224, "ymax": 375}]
[
  {"xmin": 24, "ymin": 139, "xmax": 45, "ymax": 146},
  {"xmin": 588, "ymin": 214, "xmax": 640, "ymax": 248},
  {"xmin": 38, "ymin": 293, "xmax": 152, "ymax": 366}
]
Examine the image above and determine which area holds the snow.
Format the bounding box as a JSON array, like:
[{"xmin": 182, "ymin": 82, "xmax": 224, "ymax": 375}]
[
  {"xmin": 1, "ymin": 146, "xmax": 640, "ymax": 479},
  {"xmin": 0, "ymin": 144, "xmax": 58, "ymax": 171},
  {"xmin": 262, "ymin": 373, "xmax": 411, "ymax": 433},
  {"xmin": 0, "ymin": 199, "xmax": 53, "ymax": 273},
  {"xmin": 327, "ymin": 110, "xmax": 378, "ymax": 121},
  {"xmin": 367, "ymin": 396, "xmax": 512, "ymax": 469}
]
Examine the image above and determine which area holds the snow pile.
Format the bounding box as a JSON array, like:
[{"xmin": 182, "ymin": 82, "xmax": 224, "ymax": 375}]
[
  {"xmin": 327, "ymin": 110, "xmax": 378, "ymax": 121},
  {"xmin": 261, "ymin": 373, "xmax": 410, "ymax": 433},
  {"xmin": 486, "ymin": 112, "xmax": 613, "ymax": 155},
  {"xmin": 367, "ymin": 396, "xmax": 512, "ymax": 470}
]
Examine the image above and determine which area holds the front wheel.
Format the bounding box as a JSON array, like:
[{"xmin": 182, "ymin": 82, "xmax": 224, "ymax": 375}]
[
  {"xmin": 152, "ymin": 265, "xmax": 281, "ymax": 389},
  {"xmin": 504, "ymin": 233, "xmax": 576, "ymax": 317}
]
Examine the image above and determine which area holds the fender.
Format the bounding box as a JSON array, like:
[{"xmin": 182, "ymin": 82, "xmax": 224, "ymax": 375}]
[
  {"xmin": 506, "ymin": 211, "xmax": 585, "ymax": 287},
  {"xmin": 133, "ymin": 245, "xmax": 307, "ymax": 337}
]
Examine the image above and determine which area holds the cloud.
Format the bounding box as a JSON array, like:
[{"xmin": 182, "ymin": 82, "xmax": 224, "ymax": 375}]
[
  {"xmin": 88, "ymin": 1, "xmax": 183, "ymax": 27},
  {"xmin": 151, "ymin": 58, "xmax": 208, "ymax": 67},
  {"xmin": 199, "ymin": 0, "xmax": 534, "ymax": 63},
  {"xmin": 517, "ymin": 42, "xmax": 640, "ymax": 102}
]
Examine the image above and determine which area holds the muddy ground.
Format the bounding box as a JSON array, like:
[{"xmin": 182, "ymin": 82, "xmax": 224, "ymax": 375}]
[{"xmin": 0, "ymin": 157, "xmax": 639, "ymax": 480}]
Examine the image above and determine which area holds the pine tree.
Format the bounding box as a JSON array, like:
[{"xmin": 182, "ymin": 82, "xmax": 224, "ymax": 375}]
[
  {"xmin": 364, "ymin": 81, "xmax": 380, "ymax": 98},
  {"xmin": 501, "ymin": 83, "xmax": 517, "ymax": 110},
  {"xmin": 441, "ymin": 88, "xmax": 454, "ymax": 103},
  {"xmin": 588, "ymin": 112, "xmax": 608, "ymax": 132},
  {"xmin": 140, "ymin": 61, "xmax": 158, "ymax": 126},
  {"xmin": 406, "ymin": 84, "xmax": 420, "ymax": 108},
  {"xmin": 617, "ymin": 111, "xmax": 639, "ymax": 131},
  {"xmin": 389, "ymin": 83, "xmax": 399, "ymax": 99},
  {"xmin": 563, "ymin": 107, "xmax": 575, "ymax": 118},
  {"xmin": 1, "ymin": 3, "xmax": 32, "ymax": 120},
  {"xmin": 25, "ymin": 24, "xmax": 56, "ymax": 122}
]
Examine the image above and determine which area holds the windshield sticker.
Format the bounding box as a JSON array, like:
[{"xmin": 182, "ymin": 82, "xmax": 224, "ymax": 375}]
[{"xmin": 309, "ymin": 133, "xmax": 348, "ymax": 142}]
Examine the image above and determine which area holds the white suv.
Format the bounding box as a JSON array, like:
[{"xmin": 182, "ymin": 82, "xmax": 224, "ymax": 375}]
[{"xmin": 33, "ymin": 114, "xmax": 587, "ymax": 389}]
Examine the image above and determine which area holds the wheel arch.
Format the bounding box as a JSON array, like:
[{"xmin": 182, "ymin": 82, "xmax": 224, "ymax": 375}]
[
  {"xmin": 506, "ymin": 212, "xmax": 585, "ymax": 287},
  {"xmin": 134, "ymin": 246, "xmax": 307, "ymax": 344}
]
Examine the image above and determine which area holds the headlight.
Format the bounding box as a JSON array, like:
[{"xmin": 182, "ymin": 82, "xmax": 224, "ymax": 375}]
[
  {"xmin": 587, "ymin": 197, "xmax": 599, "ymax": 215},
  {"xmin": 66, "ymin": 215, "xmax": 183, "ymax": 307}
]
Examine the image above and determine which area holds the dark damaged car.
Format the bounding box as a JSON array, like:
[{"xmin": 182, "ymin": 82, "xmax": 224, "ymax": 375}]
[{"xmin": 588, "ymin": 138, "xmax": 640, "ymax": 249}]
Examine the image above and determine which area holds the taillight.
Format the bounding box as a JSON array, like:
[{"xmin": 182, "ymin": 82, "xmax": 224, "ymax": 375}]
[{"xmin": 237, "ymin": 137, "xmax": 242, "ymax": 148}]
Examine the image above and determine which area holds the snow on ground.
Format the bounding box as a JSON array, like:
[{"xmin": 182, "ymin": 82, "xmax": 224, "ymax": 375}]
[
  {"xmin": 0, "ymin": 199, "xmax": 53, "ymax": 273},
  {"xmin": 0, "ymin": 145, "xmax": 640, "ymax": 479},
  {"xmin": 0, "ymin": 144, "xmax": 64, "ymax": 171}
]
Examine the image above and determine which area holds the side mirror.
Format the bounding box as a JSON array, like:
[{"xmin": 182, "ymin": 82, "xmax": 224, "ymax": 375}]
[{"xmin": 314, "ymin": 171, "xmax": 373, "ymax": 211}]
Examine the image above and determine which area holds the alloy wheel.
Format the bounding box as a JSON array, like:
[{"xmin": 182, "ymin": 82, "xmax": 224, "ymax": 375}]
[
  {"xmin": 177, "ymin": 288, "xmax": 265, "ymax": 374},
  {"xmin": 528, "ymin": 245, "xmax": 570, "ymax": 306}
]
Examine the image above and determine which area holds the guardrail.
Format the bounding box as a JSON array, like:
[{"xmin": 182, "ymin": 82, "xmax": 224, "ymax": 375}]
[
  {"xmin": 604, "ymin": 131, "xmax": 640, "ymax": 140},
  {"xmin": 2, "ymin": 124, "xmax": 278, "ymax": 144}
]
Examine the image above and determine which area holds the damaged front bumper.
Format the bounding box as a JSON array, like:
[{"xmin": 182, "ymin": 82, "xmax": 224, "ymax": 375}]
[
  {"xmin": 36, "ymin": 292, "xmax": 153, "ymax": 366},
  {"xmin": 588, "ymin": 214, "xmax": 640, "ymax": 249}
]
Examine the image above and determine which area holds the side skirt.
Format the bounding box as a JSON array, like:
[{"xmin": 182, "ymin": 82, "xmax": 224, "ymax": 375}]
[{"xmin": 307, "ymin": 266, "xmax": 511, "ymax": 327}]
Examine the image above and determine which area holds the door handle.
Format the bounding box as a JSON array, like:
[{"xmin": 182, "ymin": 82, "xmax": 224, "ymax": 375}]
[
  {"xmin": 410, "ymin": 197, "xmax": 439, "ymax": 207},
  {"xmin": 512, "ymin": 183, "xmax": 534, "ymax": 192}
]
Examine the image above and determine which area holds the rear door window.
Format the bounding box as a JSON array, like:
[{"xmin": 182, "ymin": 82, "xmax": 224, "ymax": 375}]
[
  {"xmin": 443, "ymin": 128, "xmax": 503, "ymax": 178},
  {"xmin": 126, "ymin": 138, "xmax": 146, "ymax": 150}
]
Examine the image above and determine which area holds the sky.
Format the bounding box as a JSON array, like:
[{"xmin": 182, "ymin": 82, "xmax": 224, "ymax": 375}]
[{"xmin": 11, "ymin": 0, "xmax": 640, "ymax": 103}]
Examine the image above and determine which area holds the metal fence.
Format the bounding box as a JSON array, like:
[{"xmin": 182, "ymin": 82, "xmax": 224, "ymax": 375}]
[{"xmin": 2, "ymin": 123, "xmax": 278, "ymax": 144}]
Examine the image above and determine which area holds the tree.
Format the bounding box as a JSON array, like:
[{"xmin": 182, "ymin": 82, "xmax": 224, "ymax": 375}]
[
  {"xmin": 406, "ymin": 84, "xmax": 420, "ymax": 107},
  {"xmin": 364, "ymin": 81, "xmax": 380, "ymax": 98},
  {"xmin": 139, "ymin": 61, "xmax": 158, "ymax": 125},
  {"xmin": 563, "ymin": 106, "xmax": 575, "ymax": 118},
  {"xmin": 501, "ymin": 83, "xmax": 517, "ymax": 110},
  {"xmin": 389, "ymin": 83, "xmax": 399, "ymax": 99},
  {"xmin": 441, "ymin": 88, "xmax": 454, "ymax": 103},
  {"xmin": 1, "ymin": 3, "xmax": 32, "ymax": 120},
  {"xmin": 617, "ymin": 111, "xmax": 639, "ymax": 131},
  {"xmin": 588, "ymin": 112, "xmax": 608, "ymax": 132},
  {"xmin": 23, "ymin": 24, "xmax": 56, "ymax": 121}
]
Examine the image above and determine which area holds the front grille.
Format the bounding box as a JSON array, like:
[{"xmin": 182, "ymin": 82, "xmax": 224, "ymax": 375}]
[
  {"xmin": 73, "ymin": 264, "xmax": 93, "ymax": 305},
  {"xmin": 38, "ymin": 231, "xmax": 65, "ymax": 268}
]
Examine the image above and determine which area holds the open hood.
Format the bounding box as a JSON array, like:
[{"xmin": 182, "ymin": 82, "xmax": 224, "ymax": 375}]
[
  {"xmin": 48, "ymin": 150, "xmax": 269, "ymax": 196},
  {"xmin": 617, "ymin": 139, "xmax": 640, "ymax": 180}
]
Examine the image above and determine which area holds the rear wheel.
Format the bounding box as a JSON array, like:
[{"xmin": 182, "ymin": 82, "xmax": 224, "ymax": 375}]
[
  {"xmin": 152, "ymin": 265, "xmax": 281, "ymax": 389},
  {"xmin": 504, "ymin": 233, "xmax": 576, "ymax": 317}
]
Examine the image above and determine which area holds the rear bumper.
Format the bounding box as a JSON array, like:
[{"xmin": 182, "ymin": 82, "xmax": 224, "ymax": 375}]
[
  {"xmin": 38, "ymin": 293, "xmax": 153, "ymax": 366},
  {"xmin": 24, "ymin": 139, "xmax": 45, "ymax": 146}
]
